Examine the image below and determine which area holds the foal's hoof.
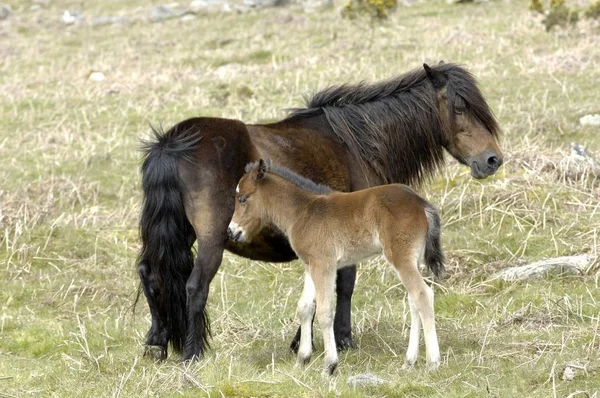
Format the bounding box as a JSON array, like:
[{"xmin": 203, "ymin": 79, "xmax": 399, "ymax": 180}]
[
  {"xmin": 322, "ymin": 362, "xmax": 338, "ymax": 378},
  {"xmin": 426, "ymin": 361, "xmax": 440, "ymax": 371},
  {"xmin": 143, "ymin": 345, "xmax": 167, "ymax": 361},
  {"xmin": 335, "ymin": 336, "xmax": 355, "ymax": 351},
  {"xmin": 402, "ymin": 357, "xmax": 417, "ymax": 370}
]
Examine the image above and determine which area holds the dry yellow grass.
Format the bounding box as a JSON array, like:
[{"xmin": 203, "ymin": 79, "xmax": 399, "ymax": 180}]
[{"xmin": 1, "ymin": 0, "xmax": 599, "ymax": 396}]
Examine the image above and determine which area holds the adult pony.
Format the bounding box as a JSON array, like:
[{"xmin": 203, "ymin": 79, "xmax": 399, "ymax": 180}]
[{"xmin": 137, "ymin": 62, "xmax": 503, "ymax": 361}]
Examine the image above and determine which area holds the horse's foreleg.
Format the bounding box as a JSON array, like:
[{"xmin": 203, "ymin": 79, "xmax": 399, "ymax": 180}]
[
  {"xmin": 138, "ymin": 260, "xmax": 169, "ymax": 361},
  {"xmin": 333, "ymin": 265, "xmax": 356, "ymax": 350}
]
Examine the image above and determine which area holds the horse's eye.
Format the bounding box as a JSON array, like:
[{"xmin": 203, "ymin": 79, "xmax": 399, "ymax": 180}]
[
  {"xmin": 239, "ymin": 195, "xmax": 247, "ymax": 204},
  {"xmin": 454, "ymin": 107, "xmax": 466, "ymax": 115}
]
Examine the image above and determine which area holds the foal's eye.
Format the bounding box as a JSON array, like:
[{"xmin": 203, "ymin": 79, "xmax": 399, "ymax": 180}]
[{"xmin": 238, "ymin": 195, "xmax": 247, "ymax": 204}]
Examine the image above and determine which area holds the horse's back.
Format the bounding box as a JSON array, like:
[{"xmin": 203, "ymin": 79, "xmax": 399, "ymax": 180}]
[{"xmin": 246, "ymin": 120, "xmax": 354, "ymax": 192}]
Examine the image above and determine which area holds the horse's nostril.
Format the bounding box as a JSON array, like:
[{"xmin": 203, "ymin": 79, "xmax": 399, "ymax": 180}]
[{"xmin": 487, "ymin": 156, "xmax": 498, "ymax": 167}]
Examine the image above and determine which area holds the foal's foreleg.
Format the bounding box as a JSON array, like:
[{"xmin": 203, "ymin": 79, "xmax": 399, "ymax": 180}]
[
  {"xmin": 310, "ymin": 263, "xmax": 338, "ymax": 376},
  {"xmin": 296, "ymin": 271, "xmax": 316, "ymax": 366}
]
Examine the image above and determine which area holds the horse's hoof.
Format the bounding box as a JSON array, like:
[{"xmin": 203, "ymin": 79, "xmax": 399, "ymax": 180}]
[
  {"xmin": 143, "ymin": 345, "xmax": 167, "ymax": 361},
  {"xmin": 335, "ymin": 336, "xmax": 355, "ymax": 351},
  {"xmin": 290, "ymin": 338, "xmax": 300, "ymax": 354}
]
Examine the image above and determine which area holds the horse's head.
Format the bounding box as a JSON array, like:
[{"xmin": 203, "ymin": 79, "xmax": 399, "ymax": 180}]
[
  {"xmin": 425, "ymin": 62, "xmax": 503, "ymax": 179},
  {"xmin": 228, "ymin": 159, "xmax": 269, "ymax": 243}
]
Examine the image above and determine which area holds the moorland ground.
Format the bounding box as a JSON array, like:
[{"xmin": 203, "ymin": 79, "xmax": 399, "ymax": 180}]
[{"xmin": 1, "ymin": 0, "xmax": 599, "ymax": 396}]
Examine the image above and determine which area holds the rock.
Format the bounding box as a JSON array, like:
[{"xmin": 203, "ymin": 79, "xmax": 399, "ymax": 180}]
[
  {"xmin": 580, "ymin": 114, "xmax": 600, "ymax": 127},
  {"xmin": 92, "ymin": 16, "xmax": 128, "ymax": 26},
  {"xmin": 347, "ymin": 373, "xmax": 388, "ymax": 388},
  {"xmin": 190, "ymin": 0, "xmax": 223, "ymax": 12},
  {"xmin": 492, "ymin": 254, "xmax": 592, "ymax": 281},
  {"xmin": 89, "ymin": 72, "xmax": 106, "ymax": 82},
  {"xmin": 0, "ymin": 3, "xmax": 13, "ymax": 20},
  {"xmin": 301, "ymin": 0, "xmax": 333, "ymax": 12},
  {"xmin": 562, "ymin": 366, "xmax": 576, "ymax": 381},
  {"xmin": 150, "ymin": 5, "xmax": 195, "ymax": 22},
  {"xmin": 243, "ymin": 0, "xmax": 279, "ymax": 8},
  {"xmin": 62, "ymin": 10, "xmax": 84, "ymax": 25}
]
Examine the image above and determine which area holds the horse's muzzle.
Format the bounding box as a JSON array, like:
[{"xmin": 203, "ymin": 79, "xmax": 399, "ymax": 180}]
[{"xmin": 471, "ymin": 149, "xmax": 503, "ymax": 179}]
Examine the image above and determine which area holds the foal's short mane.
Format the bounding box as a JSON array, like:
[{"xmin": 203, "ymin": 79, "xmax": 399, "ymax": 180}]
[
  {"xmin": 245, "ymin": 160, "xmax": 333, "ymax": 195},
  {"xmin": 285, "ymin": 63, "xmax": 500, "ymax": 187}
]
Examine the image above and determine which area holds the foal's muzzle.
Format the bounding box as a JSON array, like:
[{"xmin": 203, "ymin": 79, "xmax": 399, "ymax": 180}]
[{"xmin": 227, "ymin": 223, "xmax": 244, "ymax": 242}]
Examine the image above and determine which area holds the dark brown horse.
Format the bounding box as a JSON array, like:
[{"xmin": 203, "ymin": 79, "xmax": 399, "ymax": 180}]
[{"xmin": 137, "ymin": 62, "xmax": 503, "ymax": 361}]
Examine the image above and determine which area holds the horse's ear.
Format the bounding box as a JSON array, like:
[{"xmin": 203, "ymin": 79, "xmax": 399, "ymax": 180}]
[
  {"xmin": 438, "ymin": 60, "xmax": 445, "ymax": 65},
  {"xmin": 423, "ymin": 63, "xmax": 447, "ymax": 90},
  {"xmin": 255, "ymin": 159, "xmax": 266, "ymax": 181}
]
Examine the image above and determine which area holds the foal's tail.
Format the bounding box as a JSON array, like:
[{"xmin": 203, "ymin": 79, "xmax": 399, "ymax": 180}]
[
  {"xmin": 423, "ymin": 204, "xmax": 445, "ymax": 279},
  {"xmin": 137, "ymin": 126, "xmax": 201, "ymax": 353}
]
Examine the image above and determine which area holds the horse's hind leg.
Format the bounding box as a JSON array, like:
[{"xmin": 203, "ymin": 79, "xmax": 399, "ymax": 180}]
[
  {"xmin": 182, "ymin": 182, "xmax": 236, "ymax": 361},
  {"xmin": 138, "ymin": 260, "xmax": 169, "ymax": 360}
]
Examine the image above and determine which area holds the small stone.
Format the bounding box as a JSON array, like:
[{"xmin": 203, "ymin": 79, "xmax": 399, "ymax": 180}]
[
  {"xmin": 0, "ymin": 3, "xmax": 13, "ymax": 20},
  {"xmin": 92, "ymin": 16, "xmax": 127, "ymax": 26},
  {"xmin": 347, "ymin": 373, "xmax": 388, "ymax": 388},
  {"xmin": 149, "ymin": 5, "xmax": 192, "ymax": 22},
  {"xmin": 562, "ymin": 366, "xmax": 576, "ymax": 381},
  {"xmin": 89, "ymin": 72, "xmax": 106, "ymax": 82},
  {"xmin": 62, "ymin": 10, "xmax": 84, "ymax": 25},
  {"xmin": 580, "ymin": 114, "xmax": 600, "ymax": 127}
]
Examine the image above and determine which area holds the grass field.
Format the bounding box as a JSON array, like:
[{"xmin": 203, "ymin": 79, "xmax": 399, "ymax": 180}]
[{"xmin": 1, "ymin": 0, "xmax": 600, "ymax": 396}]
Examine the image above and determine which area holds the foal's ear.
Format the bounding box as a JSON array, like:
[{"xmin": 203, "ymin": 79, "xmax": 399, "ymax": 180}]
[
  {"xmin": 438, "ymin": 60, "xmax": 445, "ymax": 65},
  {"xmin": 423, "ymin": 63, "xmax": 447, "ymax": 90},
  {"xmin": 255, "ymin": 159, "xmax": 267, "ymax": 181}
]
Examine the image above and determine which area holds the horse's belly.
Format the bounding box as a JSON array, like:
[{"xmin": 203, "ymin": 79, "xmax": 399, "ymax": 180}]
[{"xmin": 226, "ymin": 229, "xmax": 296, "ymax": 263}]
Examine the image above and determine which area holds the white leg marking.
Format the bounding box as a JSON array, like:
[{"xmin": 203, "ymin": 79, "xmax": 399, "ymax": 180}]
[
  {"xmin": 296, "ymin": 272, "xmax": 316, "ymax": 366},
  {"xmin": 403, "ymin": 295, "xmax": 421, "ymax": 368},
  {"xmin": 419, "ymin": 284, "xmax": 440, "ymax": 370}
]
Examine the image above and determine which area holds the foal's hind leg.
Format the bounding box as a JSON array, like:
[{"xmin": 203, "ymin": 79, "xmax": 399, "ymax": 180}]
[{"xmin": 385, "ymin": 244, "xmax": 440, "ymax": 370}]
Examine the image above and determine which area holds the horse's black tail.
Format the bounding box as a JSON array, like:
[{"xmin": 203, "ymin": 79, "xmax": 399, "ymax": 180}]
[
  {"xmin": 424, "ymin": 204, "xmax": 445, "ymax": 279},
  {"xmin": 137, "ymin": 126, "xmax": 202, "ymax": 353}
]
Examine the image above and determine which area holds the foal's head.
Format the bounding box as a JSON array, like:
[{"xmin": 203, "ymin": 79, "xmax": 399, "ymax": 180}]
[
  {"xmin": 425, "ymin": 62, "xmax": 503, "ymax": 179},
  {"xmin": 228, "ymin": 159, "xmax": 270, "ymax": 243}
]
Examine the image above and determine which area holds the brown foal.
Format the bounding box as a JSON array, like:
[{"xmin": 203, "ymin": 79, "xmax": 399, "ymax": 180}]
[{"xmin": 228, "ymin": 159, "xmax": 445, "ymax": 376}]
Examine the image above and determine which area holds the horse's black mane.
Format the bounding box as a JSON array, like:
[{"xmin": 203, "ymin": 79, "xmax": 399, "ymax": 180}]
[
  {"xmin": 285, "ymin": 63, "xmax": 500, "ymax": 186},
  {"xmin": 245, "ymin": 160, "xmax": 333, "ymax": 195}
]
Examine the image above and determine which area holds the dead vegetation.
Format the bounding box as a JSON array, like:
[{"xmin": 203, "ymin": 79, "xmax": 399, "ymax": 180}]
[{"xmin": 1, "ymin": 0, "xmax": 599, "ymax": 396}]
